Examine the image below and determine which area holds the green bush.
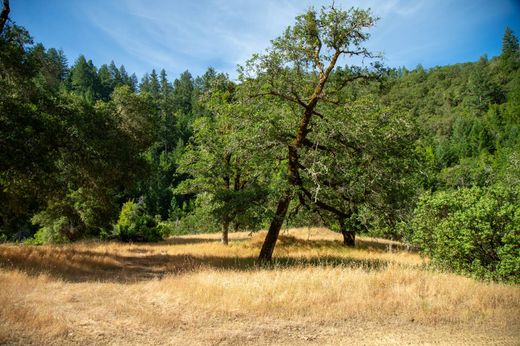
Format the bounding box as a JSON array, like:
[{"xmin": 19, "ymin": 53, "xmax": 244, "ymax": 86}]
[
  {"xmin": 411, "ymin": 184, "xmax": 519, "ymax": 282},
  {"xmin": 28, "ymin": 213, "xmax": 70, "ymax": 245},
  {"xmin": 113, "ymin": 200, "xmax": 162, "ymax": 242}
]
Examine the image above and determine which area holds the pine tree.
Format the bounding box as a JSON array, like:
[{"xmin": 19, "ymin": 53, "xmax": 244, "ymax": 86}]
[
  {"xmin": 69, "ymin": 55, "xmax": 100, "ymax": 102},
  {"xmin": 109, "ymin": 60, "xmax": 122, "ymax": 86},
  {"xmin": 172, "ymin": 70, "xmax": 194, "ymax": 115},
  {"xmin": 159, "ymin": 69, "xmax": 171, "ymax": 97},
  {"xmin": 139, "ymin": 73, "xmax": 151, "ymax": 93},
  {"xmin": 97, "ymin": 64, "xmax": 113, "ymax": 100},
  {"xmin": 119, "ymin": 65, "xmax": 130, "ymax": 86},
  {"xmin": 149, "ymin": 69, "xmax": 161, "ymax": 98},
  {"xmin": 501, "ymin": 27, "xmax": 520, "ymax": 72}
]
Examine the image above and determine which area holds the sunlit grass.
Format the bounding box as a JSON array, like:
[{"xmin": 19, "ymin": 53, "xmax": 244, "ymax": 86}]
[{"xmin": 0, "ymin": 228, "xmax": 518, "ymax": 345}]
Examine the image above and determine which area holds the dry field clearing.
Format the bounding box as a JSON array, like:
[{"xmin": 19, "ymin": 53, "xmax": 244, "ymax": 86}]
[{"xmin": 0, "ymin": 228, "xmax": 519, "ymax": 345}]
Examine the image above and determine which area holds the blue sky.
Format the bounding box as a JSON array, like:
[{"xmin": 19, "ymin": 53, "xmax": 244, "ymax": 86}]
[{"xmin": 10, "ymin": 0, "xmax": 520, "ymax": 81}]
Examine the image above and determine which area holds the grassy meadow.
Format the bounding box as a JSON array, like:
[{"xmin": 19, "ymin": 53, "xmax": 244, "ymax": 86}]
[{"xmin": 0, "ymin": 228, "xmax": 519, "ymax": 345}]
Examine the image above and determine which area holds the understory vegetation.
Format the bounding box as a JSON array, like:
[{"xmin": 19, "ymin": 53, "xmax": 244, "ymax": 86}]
[{"xmin": 1, "ymin": 3, "xmax": 519, "ymax": 282}]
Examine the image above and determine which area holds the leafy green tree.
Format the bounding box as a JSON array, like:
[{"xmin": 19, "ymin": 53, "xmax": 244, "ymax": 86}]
[
  {"xmin": 32, "ymin": 90, "xmax": 155, "ymax": 240},
  {"xmin": 239, "ymin": 5, "xmax": 381, "ymax": 259},
  {"xmin": 0, "ymin": 17, "xmax": 65, "ymax": 237},
  {"xmin": 177, "ymin": 77, "xmax": 269, "ymax": 244},
  {"xmin": 1, "ymin": 18, "xmax": 158, "ymax": 241},
  {"xmin": 296, "ymin": 96, "xmax": 419, "ymax": 244},
  {"xmin": 0, "ymin": 0, "xmax": 9, "ymax": 35}
]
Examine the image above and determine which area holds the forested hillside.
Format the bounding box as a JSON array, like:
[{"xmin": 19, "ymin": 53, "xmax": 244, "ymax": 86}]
[{"xmin": 1, "ymin": 4, "xmax": 518, "ymax": 281}]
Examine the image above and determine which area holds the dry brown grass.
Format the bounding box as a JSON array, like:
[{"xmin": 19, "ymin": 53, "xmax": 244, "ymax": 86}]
[{"xmin": 0, "ymin": 228, "xmax": 518, "ymax": 345}]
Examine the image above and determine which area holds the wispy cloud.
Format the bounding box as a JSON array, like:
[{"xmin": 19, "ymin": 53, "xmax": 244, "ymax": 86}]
[{"xmin": 76, "ymin": 0, "xmax": 520, "ymax": 79}]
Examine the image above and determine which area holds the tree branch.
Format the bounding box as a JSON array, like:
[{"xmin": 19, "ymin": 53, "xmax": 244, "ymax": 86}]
[
  {"xmin": 251, "ymin": 90, "xmax": 308, "ymax": 109},
  {"xmin": 0, "ymin": 0, "xmax": 10, "ymax": 35},
  {"xmin": 301, "ymin": 138, "xmax": 332, "ymax": 152},
  {"xmin": 300, "ymin": 185, "xmax": 348, "ymax": 218},
  {"xmin": 313, "ymin": 37, "xmax": 324, "ymax": 76}
]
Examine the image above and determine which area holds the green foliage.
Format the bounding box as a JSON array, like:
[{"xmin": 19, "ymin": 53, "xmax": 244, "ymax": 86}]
[
  {"xmin": 501, "ymin": 27, "xmax": 520, "ymax": 73},
  {"xmin": 176, "ymin": 73, "xmax": 270, "ymax": 235},
  {"xmin": 412, "ymin": 185, "xmax": 520, "ymax": 282},
  {"xmin": 28, "ymin": 212, "xmax": 70, "ymax": 245},
  {"xmin": 169, "ymin": 193, "xmax": 220, "ymax": 235},
  {"xmin": 303, "ymin": 95, "xmax": 420, "ymax": 236},
  {"xmin": 113, "ymin": 200, "xmax": 162, "ymax": 242}
]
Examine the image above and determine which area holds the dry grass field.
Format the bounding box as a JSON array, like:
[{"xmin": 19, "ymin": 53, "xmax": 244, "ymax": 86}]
[{"xmin": 0, "ymin": 227, "xmax": 519, "ymax": 345}]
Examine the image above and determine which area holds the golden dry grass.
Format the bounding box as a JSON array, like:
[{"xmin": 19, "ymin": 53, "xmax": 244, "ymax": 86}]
[{"xmin": 0, "ymin": 228, "xmax": 519, "ymax": 345}]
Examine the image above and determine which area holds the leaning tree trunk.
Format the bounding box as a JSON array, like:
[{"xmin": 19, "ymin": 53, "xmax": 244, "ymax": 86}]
[
  {"xmin": 258, "ymin": 143, "xmax": 302, "ymax": 261},
  {"xmin": 339, "ymin": 217, "xmax": 356, "ymax": 247},
  {"xmin": 258, "ymin": 194, "xmax": 291, "ymax": 261}
]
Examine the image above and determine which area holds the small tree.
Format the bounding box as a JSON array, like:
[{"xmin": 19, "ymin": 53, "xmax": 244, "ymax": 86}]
[
  {"xmin": 177, "ymin": 76, "xmax": 269, "ymax": 244},
  {"xmin": 113, "ymin": 199, "xmax": 162, "ymax": 242}
]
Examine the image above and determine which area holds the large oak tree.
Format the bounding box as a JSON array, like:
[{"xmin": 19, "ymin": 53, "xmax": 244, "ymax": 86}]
[{"xmin": 239, "ymin": 5, "xmax": 381, "ymax": 260}]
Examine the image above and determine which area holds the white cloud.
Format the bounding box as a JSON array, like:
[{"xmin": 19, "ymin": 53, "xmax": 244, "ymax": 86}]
[{"xmin": 81, "ymin": 0, "xmax": 518, "ymax": 79}]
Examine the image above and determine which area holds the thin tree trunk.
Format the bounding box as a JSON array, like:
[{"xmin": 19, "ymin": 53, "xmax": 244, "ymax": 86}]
[
  {"xmin": 221, "ymin": 219, "xmax": 229, "ymax": 245},
  {"xmin": 339, "ymin": 217, "xmax": 355, "ymax": 247},
  {"xmin": 221, "ymin": 153, "xmax": 232, "ymax": 246},
  {"xmin": 258, "ymin": 194, "xmax": 291, "ymax": 261}
]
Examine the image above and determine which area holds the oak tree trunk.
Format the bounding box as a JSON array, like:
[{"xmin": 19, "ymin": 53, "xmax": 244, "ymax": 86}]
[
  {"xmin": 221, "ymin": 220, "xmax": 230, "ymax": 245},
  {"xmin": 258, "ymin": 194, "xmax": 291, "ymax": 261},
  {"xmin": 342, "ymin": 229, "xmax": 356, "ymax": 247},
  {"xmin": 339, "ymin": 217, "xmax": 356, "ymax": 247}
]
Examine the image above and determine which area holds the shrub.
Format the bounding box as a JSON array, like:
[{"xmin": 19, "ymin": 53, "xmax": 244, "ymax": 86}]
[
  {"xmin": 113, "ymin": 200, "xmax": 162, "ymax": 242},
  {"xmin": 28, "ymin": 214, "xmax": 70, "ymax": 245},
  {"xmin": 411, "ymin": 184, "xmax": 519, "ymax": 282}
]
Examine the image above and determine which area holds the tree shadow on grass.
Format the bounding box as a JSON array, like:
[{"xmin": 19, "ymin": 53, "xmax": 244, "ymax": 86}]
[
  {"xmin": 0, "ymin": 244, "xmax": 390, "ymax": 284},
  {"xmin": 120, "ymin": 233, "xmax": 252, "ymax": 246}
]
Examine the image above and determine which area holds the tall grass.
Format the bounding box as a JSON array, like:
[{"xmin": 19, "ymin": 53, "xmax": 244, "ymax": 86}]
[{"xmin": 0, "ymin": 228, "xmax": 518, "ymax": 345}]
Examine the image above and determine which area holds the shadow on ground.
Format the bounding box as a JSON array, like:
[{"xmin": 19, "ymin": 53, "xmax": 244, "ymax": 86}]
[{"xmin": 0, "ymin": 237, "xmax": 404, "ymax": 284}]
